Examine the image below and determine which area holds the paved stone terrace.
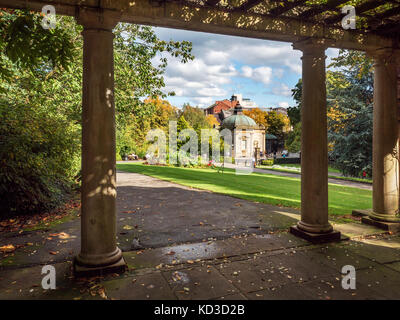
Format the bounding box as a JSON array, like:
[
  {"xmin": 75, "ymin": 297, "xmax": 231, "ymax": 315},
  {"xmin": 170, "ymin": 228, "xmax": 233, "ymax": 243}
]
[
  {"xmin": 0, "ymin": 171, "xmax": 399, "ymax": 300},
  {"xmin": 1, "ymin": 232, "xmax": 400, "ymax": 300}
]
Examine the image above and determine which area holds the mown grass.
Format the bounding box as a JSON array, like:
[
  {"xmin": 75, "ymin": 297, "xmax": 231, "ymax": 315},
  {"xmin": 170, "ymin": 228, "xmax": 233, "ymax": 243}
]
[
  {"xmin": 258, "ymin": 165, "xmax": 372, "ymax": 184},
  {"xmin": 117, "ymin": 162, "xmax": 371, "ymax": 216},
  {"xmin": 278, "ymin": 163, "xmax": 341, "ymax": 174}
]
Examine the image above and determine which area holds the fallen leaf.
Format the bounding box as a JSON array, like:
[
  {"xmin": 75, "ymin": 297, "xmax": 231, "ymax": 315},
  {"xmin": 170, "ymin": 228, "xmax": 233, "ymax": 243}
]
[
  {"xmin": 98, "ymin": 288, "xmax": 107, "ymax": 299},
  {"xmin": 0, "ymin": 245, "xmax": 16, "ymax": 253},
  {"xmin": 49, "ymin": 232, "xmax": 70, "ymax": 239}
]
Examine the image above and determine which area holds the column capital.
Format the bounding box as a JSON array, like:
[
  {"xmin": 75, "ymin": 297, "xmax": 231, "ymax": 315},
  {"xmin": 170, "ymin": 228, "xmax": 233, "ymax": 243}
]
[
  {"xmin": 367, "ymin": 47, "xmax": 400, "ymax": 63},
  {"xmin": 292, "ymin": 38, "xmax": 333, "ymax": 55},
  {"xmin": 76, "ymin": 7, "xmax": 121, "ymax": 31}
]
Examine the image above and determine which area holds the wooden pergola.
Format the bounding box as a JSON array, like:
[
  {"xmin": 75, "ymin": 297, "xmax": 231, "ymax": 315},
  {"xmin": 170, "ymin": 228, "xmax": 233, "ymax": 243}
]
[
  {"xmin": 3, "ymin": 0, "xmax": 400, "ymax": 48},
  {"xmin": 1, "ymin": 0, "xmax": 400, "ymax": 276}
]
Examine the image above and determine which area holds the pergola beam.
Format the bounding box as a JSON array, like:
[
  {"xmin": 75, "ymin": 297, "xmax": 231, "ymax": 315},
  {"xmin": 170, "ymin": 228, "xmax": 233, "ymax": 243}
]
[
  {"xmin": 374, "ymin": 21, "xmax": 400, "ymax": 35},
  {"xmin": 298, "ymin": 0, "xmax": 350, "ymax": 19},
  {"xmin": 325, "ymin": 0, "xmax": 391, "ymax": 25},
  {"xmin": 268, "ymin": 0, "xmax": 308, "ymax": 16},
  {"xmin": 122, "ymin": 0, "xmax": 394, "ymax": 51},
  {"xmin": 0, "ymin": 0, "xmax": 395, "ymax": 51},
  {"xmin": 365, "ymin": 5, "xmax": 400, "ymax": 21},
  {"xmin": 236, "ymin": 0, "xmax": 264, "ymax": 12},
  {"xmin": 205, "ymin": 0, "xmax": 222, "ymax": 7}
]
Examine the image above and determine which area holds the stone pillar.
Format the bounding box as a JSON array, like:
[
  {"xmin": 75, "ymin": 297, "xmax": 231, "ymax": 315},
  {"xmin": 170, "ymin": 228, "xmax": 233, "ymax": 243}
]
[
  {"xmin": 290, "ymin": 39, "xmax": 340, "ymax": 243},
  {"xmin": 74, "ymin": 9, "xmax": 126, "ymax": 276},
  {"xmin": 362, "ymin": 49, "xmax": 400, "ymax": 231}
]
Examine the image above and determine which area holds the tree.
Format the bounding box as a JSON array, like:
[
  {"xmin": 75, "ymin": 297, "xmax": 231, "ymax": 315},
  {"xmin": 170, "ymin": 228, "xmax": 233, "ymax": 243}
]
[
  {"xmin": 286, "ymin": 123, "xmax": 301, "ymax": 153},
  {"xmin": 0, "ymin": 12, "xmax": 194, "ymax": 215},
  {"xmin": 265, "ymin": 111, "xmax": 287, "ymax": 139},
  {"xmin": 180, "ymin": 104, "xmax": 211, "ymax": 131},
  {"xmin": 0, "ymin": 10, "xmax": 76, "ymax": 86},
  {"xmin": 177, "ymin": 115, "xmax": 191, "ymax": 133},
  {"xmin": 0, "ymin": 14, "xmax": 81, "ymax": 216},
  {"xmin": 114, "ymin": 24, "xmax": 193, "ymax": 126},
  {"xmin": 243, "ymin": 108, "xmax": 268, "ymax": 127},
  {"xmin": 113, "ymin": 25, "xmax": 193, "ymax": 158},
  {"xmin": 205, "ymin": 115, "xmax": 219, "ymax": 128},
  {"xmin": 145, "ymin": 97, "xmax": 178, "ymax": 130},
  {"xmin": 326, "ymin": 50, "xmax": 374, "ymax": 177},
  {"xmin": 176, "ymin": 115, "xmax": 192, "ymax": 151},
  {"xmin": 289, "ymin": 50, "xmax": 374, "ymax": 177},
  {"xmin": 287, "ymin": 79, "xmax": 302, "ymax": 127}
]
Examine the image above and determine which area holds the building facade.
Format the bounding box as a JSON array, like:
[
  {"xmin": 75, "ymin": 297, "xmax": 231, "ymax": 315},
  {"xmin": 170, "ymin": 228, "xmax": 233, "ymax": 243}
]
[{"xmin": 220, "ymin": 104, "xmax": 266, "ymax": 159}]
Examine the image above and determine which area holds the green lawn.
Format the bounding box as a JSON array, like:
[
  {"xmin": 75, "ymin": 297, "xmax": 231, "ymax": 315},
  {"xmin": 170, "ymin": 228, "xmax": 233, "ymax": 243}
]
[
  {"xmin": 117, "ymin": 162, "xmax": 371, "ymax": 216},
  {"xmin": 258, "ymin": 164, "xmax": 372, "ymax": 184},
  {"xmin": 270, "ymin": 163, "xmax": 341, "ymax": 174}
]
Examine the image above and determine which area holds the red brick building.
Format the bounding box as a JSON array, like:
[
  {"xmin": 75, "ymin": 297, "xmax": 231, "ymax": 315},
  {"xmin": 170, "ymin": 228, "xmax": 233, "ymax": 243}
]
[{"xmin": 204, "ymin": 99, "xmax": 238, "ymax": 116}]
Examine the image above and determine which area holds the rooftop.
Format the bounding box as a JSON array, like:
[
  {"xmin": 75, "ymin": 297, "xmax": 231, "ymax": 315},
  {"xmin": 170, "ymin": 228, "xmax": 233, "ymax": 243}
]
[{"xmin": 220, "ymin": 103, "xmax": 261, "ymax": 130}]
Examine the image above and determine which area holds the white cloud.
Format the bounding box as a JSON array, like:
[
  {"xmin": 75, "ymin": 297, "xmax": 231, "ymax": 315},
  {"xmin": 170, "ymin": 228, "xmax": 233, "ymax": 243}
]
[
  {"xmin": 273, "ymin": 68, "xmax": 285, "ymax": 79},
  {"xmin": 203, "ymin": 50, "xmax": 230, "ymax": 65},
  {"xmin": 278, "ymin": 102, "xmax": 290, "ymax": 109},
  {"xmin": 192, "ymin": 97, "xmax": 215, "ymax": 106},
  {"xmin": 166, "ymin": 57, "xmax": 237, "ymax": 85},
  {"xmin": 241, "ymin": 66, "xmax": 272, "ymax": 86},
  {"xmin": 231, "ymin": 45, "xmax": 302, "ymax": 74},
  {"xmin": 241, "ymin": 65, "xmax": 253, "ymax": 78},
  {"xmin": 272, "ymin": 83, "xmax": 292, "ymax": 97},
  {"xmin": 153, "ymin": 27, "xmax": 306, "ymax": 108}
]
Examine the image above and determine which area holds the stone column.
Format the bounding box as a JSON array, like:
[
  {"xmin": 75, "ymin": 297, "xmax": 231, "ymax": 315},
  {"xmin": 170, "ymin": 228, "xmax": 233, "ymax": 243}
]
[
  {"xmin": 290, "ymin": 39, "xmax": 340, "ymax": 243},
  {"xmin": 363, "ymin": 49, "xmax": 400, "ymax": 229},
  {"xmin": 74, "ymin": 9, "xmax": 126, "ymax": 276}
]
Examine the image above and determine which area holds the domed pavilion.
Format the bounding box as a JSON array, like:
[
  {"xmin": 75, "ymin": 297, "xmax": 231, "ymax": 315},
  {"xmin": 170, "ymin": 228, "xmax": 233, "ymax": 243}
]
[{"xmin": 220, "ymin": 103, "xmax": 265, "ymax": 159}]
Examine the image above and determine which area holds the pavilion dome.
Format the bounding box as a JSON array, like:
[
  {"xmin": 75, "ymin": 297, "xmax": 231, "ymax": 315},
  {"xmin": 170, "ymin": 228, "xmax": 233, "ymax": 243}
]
[{"xmin": 220, "ymin": 103, "xmax": 259, "ymax": 130}]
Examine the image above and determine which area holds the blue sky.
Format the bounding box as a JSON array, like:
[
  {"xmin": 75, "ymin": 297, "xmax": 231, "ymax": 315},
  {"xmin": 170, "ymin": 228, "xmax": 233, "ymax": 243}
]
[{"xmin": 153, "ymin": 27, "xmax": 340, "ymax": 110}]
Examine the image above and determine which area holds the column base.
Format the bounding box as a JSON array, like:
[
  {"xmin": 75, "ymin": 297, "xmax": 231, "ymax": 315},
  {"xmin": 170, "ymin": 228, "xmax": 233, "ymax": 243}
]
[
  {"xmin": 73, "ymin": 255, "xmax": 127, "ymax": 278},
  {"xmin": 290, "ymin": 225, "xmax": 342, "ymax": 244},
  {"xmin": 361, "ymin": 215, "xmax": 400, "ymax": 233},
  {"xmin": 352, "ymin": 209, "xmax": 370, "ymax": 217},
  {"xmin": 353, "ymin": 209, "xmax": 400, "ymax": 233}
]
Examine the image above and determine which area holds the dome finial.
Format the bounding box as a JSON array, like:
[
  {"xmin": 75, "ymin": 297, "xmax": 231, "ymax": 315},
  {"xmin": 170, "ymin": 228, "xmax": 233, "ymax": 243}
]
[{"xmin": 234, "ymin": 103, "xmax": 243, "ymax": 115}]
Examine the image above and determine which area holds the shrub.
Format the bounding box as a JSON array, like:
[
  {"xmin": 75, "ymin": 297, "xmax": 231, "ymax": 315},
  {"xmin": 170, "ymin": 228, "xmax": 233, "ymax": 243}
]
[
  {"xmin": 274, "ymin": 158, "xmax": 301, "ymax": 165},
  {"xmin": 0, "ymin": 100, "xmax": 80, "ymax": 217},
  {"xmin": 261, "ymin": 159, "xmax": 274, "ymax": 166}
]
